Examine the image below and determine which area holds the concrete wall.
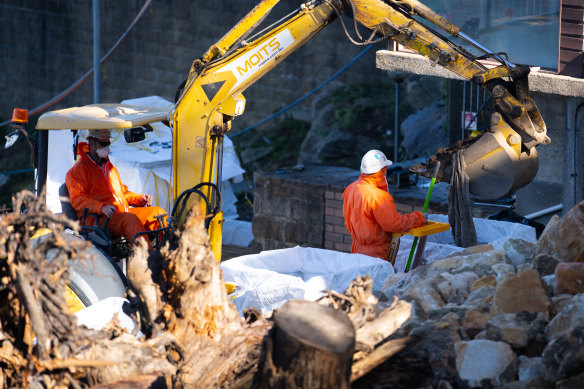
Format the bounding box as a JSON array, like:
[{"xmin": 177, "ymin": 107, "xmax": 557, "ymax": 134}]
[{"xmin": 0, "ymin": 0, "xmax": 387, "ymax": 129}]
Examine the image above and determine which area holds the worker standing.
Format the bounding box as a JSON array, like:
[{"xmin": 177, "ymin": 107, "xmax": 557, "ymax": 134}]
[
  {"xmin": 342, "ymin": 150, "xmax": 425, "ymax": 260},
  {"xmin": 66, "ymin": 130, "xmax": 167, "ymax": 247}
]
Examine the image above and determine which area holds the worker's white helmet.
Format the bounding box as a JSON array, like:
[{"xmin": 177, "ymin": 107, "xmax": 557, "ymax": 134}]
[{"xmin": 360, "ymin": 149, "xmax": 393, "ymax": 174}]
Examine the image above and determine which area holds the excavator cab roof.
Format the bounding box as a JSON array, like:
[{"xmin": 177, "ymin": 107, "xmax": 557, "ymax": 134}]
[{"xmin": 35, "ymin": 103, "xmax": 169, "ymax": 131}]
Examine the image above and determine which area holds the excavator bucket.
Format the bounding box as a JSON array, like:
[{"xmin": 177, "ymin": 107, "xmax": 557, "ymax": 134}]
[{"xmin": 411, "ymin": 112, "xmax": 539, "ymax": 200}]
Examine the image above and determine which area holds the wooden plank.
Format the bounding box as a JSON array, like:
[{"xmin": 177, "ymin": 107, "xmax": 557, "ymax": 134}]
[
  {"xmin": 560, "ymin": 22, "xmax": 584, "ymax": 36},
  {"xmin": 560, "ymin": 36, "xmax": 584, "ymax": 50}
]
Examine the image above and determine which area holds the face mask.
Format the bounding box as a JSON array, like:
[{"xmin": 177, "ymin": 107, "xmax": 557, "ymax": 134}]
[{"xmin": 97, "ymin": 146, "xmax": 110, "ymax": 159}]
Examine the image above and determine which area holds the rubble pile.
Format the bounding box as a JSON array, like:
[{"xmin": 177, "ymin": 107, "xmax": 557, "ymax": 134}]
[
  {"xmin": 0, "ymin": 190, "xmax": 582, "ymax": 388},
  {"xmin": 376, "ymin": 201, "xmax": 584, "ymax": 388}
]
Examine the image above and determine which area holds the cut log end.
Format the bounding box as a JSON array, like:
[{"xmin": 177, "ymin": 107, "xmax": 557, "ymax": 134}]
[{"xmin": 254, "ymin": 299, "xmax": 355, "ymax": 389}]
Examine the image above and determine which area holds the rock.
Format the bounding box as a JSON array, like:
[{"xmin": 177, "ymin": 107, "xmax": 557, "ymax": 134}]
[
  {"xmin": 471, "ymin": 275, "xmax": 496, "ymax": 291},
  {"xmin": 554, "ymin": 262, "xmax": 584, "ymax": 295},
  {"xmin": 541, "ymin": 274, "xmax": 555, "ymax": 296},
  {"xmin": 542, "ymin": 326, "xmax": 584, "ymax": 382},
  {"xmin": 516, "ymin": 263, "xmax": 532, "ymax": 273},
  {"xmin": 483, "ymin": 312, "xmax": 546, "ymax": 349},
  {"xmin": 400, "ymin": 100, "xmax": 449, "ymax": 159},
  {"xmin": 297, "ymin": 85, "xmax": 394, "ymax": 167},
  {"xmin": 410, "ymin": 313, "xmax": 462, "ymax": 384},
  {"xmin": 381, "ymin": 273, "xmax": 403, "ymax": 293},
  {"xmin": 454, "ymin": 339, "xmax": 516, "ymax": 387},
  {"xmin": 446, "ymin": 244, "xmax": 495, "ymax": 258},
  {"xmin": 492, "ymin": 263, "xmax": 517, "ymax": 283},
  {"xmin": 541, "ymin": 214, "xmax": 560, "ymax": 236},
  {"xmin": 556, "ymin": 371, "xmax": 584, "ymax": 389},
  {"xmin": 461, "ymin": 310, "xmax": 492, "ymax": 339},
  {"xmin": 523, "ymin": 333, "xmax": 547, "ymax": 359},
  {"xmin": 240, "ymin": 145, "xmax": 273, "ymax": 164},
  {"xmin": 405, "ymin": 277, "xmax": 446, "ymax": 314},
  {"xmin": 491, "ymin": 269, "xmax": 552, "ymax": 321},
  {"xmin": 389, "ymin": 299, "xmax": 427, "ymax": 338},
  {"xmin": 500, "ymin": 377, "xmax": 551, "ymax": 389},
  {"xmin": 551, "ymin": 294, "xmax": 574, "ymax": 316},
  {"xmin": 384, "ymin": 251, "xmax": 508, "ymax": 302},
  {"xmin": 437, "ymin": 272, "xmax": 479, "ymax": 304},
  {"xmin": 531, "ymin": 253, "xmax": 560, "ymax": 276},
  {"xmin": 462, "ymin": 285, "xmax": 495, "ymax": 312},
  {"xmin": 536, "ymin": 201, "xmax": 584, "ymax": 263},
  {"xmin": 517, "ymin": 355, "xmax": 546, "ymax": 382},
  {"xmin": 500, "ymin": 239, "xmax": 537, "ymax": 267},
  {"xmin": 545, "ymin": 294, "xmax": 584, "ymax": 342},
  {"xmin": 428, "ymin": 304, "xmax": 469, "ymax": 321}
]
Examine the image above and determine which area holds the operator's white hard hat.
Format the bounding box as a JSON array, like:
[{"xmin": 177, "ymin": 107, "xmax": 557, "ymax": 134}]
[{"xmin": 360, "ymin": 149, "xmax": 393, "ymax": 174}]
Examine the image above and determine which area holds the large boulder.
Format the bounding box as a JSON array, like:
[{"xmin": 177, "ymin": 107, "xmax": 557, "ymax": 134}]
[
  {"xmin": 400, "ymin": 100, "xmax": 449, "ymax": 159},
  {"xmin": 297, "ymin": 85, "xmax": 396, "ymax": 168},
  {"xmin": 536, "ymin": 201, "xmax": 584, "ymax": 263}
]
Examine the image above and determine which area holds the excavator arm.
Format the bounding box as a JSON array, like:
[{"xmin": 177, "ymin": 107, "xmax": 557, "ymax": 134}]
[
  {"xmin": 171, "ymin": 0, "xmax": 549, "ymax": 259},
  {"xmin": 350, "ymin": 0, "xmax": 550, "ymax": 199}
]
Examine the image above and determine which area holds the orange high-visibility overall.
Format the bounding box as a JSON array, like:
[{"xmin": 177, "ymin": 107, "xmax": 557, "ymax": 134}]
[
  {"xmin": 342, "ymin": 169, "xmax": 424, "ymax": 260},
  {"xmin": 66, "ymin": 142, "xmax": 166, "ymax": 245}
]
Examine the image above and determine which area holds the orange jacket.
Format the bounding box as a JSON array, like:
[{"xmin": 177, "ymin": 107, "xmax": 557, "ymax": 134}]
[
  {"xmin": 342, "ymin": 170, "xmax": 425, "ymax": 260},
  {"xmin": 65, "ymin": 142, "xmax": 143, "ymax": 220}
]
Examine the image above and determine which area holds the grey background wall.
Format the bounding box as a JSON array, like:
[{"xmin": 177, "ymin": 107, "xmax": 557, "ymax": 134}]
[{"xmin": 0, "ymin": 0, "xmax": 388, "ymax": 128}]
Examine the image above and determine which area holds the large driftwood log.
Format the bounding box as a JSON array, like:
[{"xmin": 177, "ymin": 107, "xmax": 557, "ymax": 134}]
[
  {"xmin": 0, "ymin": 192, "xmax": 269, "ymax": 388},
  {"xmin": 253, "ymin": 299, "xmax": 355, "ymax": 389},
  {"xmin": 0, "ymin": 191, "xmax": 431, "ymax": 388}
]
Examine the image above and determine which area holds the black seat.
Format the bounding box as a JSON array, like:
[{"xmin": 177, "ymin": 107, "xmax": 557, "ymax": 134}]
[
  {"xmin": 58, "ymin": 183, "xmax": 115, "ymax": 254},
  {"xmin": 58, "ymin": 183, "xmax": 78, "ymax": 221}
]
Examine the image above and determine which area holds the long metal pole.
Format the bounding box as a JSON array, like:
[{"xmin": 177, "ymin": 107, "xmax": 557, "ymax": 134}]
[{"xmin": 93, "ymin": 0, "xmax": 100, "ymax": 103}]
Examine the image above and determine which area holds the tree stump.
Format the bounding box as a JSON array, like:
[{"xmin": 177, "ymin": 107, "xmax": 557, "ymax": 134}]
[{"xmin": 253, "ymin": 299, "xmax": 355, "ymax": 389}]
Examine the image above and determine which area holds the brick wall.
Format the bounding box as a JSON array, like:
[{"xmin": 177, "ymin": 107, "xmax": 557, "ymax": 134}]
[
  {"xmin": 252, "ymin": 165, "xmax": 358, "ymax": 252},
  {"xmin": 0, "ymin": 0, "xmax": 386, "ymax": 128},
  {"xmin": 324, "ymin": 190, "xmax": 352, "ymax": 252}
]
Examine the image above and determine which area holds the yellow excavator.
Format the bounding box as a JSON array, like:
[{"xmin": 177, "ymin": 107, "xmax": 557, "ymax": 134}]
[{"xmin": 27, "ymin": 0, "xmax": 548, "ymax": 266}]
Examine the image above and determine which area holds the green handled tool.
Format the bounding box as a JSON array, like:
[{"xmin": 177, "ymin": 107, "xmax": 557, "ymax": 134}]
[{"xmin": 405, "ymin": 161, "xmax": 440, "ymax": 272}]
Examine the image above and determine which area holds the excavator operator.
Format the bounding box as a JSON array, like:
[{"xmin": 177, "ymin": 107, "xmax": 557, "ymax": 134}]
[
  {"xmin": 65, "ymin": 129, "xmax": 166, "ymax": 248},
  {"xmin": 343, "ymin": 149, "xmax": 425, "ymax": 260}
]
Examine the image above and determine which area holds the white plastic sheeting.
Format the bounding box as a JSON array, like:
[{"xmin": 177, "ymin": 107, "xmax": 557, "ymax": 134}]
[
  {"xmin": 44, "ymin": 96, "xmax": 253, "ymax": 246},
  {"xmin": 75, "ymin": 297, "xmax": 137, "ymax": 333},
  {"xmin": 222, "ymin": 216, "xmax": 537, "ymax": 314},
  {"xmin": 221, "ymin": 246, "xmax": 395, "ymax": 316},
  {"xmin": 426, "ymin": 214, "xmax": 537, "ymax": 247}
]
